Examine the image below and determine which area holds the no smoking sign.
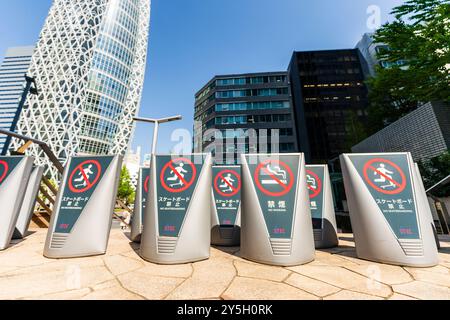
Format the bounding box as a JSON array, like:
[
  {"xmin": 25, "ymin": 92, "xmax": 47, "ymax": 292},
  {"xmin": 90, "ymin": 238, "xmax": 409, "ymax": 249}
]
[{"xmin": 254, "ymin": 159, "xmax": 294, "ymax": 197}]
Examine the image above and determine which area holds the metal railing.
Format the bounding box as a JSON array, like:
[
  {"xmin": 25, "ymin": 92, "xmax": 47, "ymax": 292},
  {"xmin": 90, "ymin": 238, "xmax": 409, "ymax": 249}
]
[{"xmin": 0, "ymin": 128, "xmax": 133, "ymax": 227}]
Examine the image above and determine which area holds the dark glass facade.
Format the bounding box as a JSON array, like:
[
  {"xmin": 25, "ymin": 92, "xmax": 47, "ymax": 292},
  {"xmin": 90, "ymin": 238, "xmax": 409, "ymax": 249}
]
[
  {"xmin": 194, "ymin": 72, "xmax": 297, "ymax": 164},
  {"xmin": 289, "ymin": 49, "xmax": 370, "ymax": 164}
]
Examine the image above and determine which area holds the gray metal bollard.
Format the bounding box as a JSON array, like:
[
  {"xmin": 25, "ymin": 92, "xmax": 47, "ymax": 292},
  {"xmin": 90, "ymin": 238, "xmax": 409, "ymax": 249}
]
[
  {"xmin": 340, "ymin": 152, "xmax": 439, "ymax": 267},
  {"xmin": 13, "ymin": 166, "xmax": 44, "ymax": 239},
  {"xmin": 131, "ymin": 167, "xmax": 150, "ymax": 243},
  {"xmin": 306, "ymin": 165, "xmax": 339, "ymax": 249},
  {"xmin": 140, "ymin": 154, "xmax": 212, "ymax": 264},
  {"xmin": 211, "ymin": 165, "xmax": 241, "ymax": 246},
  {"xmin": 240, "ymin": 153, "xmax": 315, "ymax": 267},
  {"xmin": 0, "ymin": 156, "xmax": 34, "ymax": 250},
  {"xmin": 44, "ymin": 155, "xmax": 122, "ymax": 259}
]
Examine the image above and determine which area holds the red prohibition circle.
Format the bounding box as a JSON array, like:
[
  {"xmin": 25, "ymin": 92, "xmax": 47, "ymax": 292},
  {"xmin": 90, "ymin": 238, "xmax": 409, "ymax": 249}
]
[
  {"xmin": 144, "ymin": 175, "xmax": 150, "ymax": 193},
  {"xmin": 306, "ymin": 169, "xmax": 322, "ymax": 199},
  {"xmin": 160, "ymin": 158, "xmax": 197, "ymax": 193},
  {"xmin": 68, "ymin": 160, "xmax": 102, "ymax": 194},
  {"xmin": 0, "ymin": 160, "xmax": 9, "ymax": 183},
  {"xmin": 214, "ymin": 170, "xmax": 241, "ymax": 197},
  {"xmin": 363, "ymin": 158, "xmax": 407, "ymax": 195},
  {"xmin": 254, "ymin": 159, "xmax": 295, "ymax": 197}
]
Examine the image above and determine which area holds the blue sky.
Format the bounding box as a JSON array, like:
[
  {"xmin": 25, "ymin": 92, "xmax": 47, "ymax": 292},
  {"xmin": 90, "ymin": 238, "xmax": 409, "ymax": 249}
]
[{"xmin": 0, "ymin": 0, "xmax": 404, "ymax": 156}]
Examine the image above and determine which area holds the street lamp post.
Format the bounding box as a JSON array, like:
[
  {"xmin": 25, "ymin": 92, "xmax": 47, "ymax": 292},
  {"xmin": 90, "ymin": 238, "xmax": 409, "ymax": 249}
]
[{"xmin": 133, "ymin": 115, "xmax": 182, "ymax": 156}]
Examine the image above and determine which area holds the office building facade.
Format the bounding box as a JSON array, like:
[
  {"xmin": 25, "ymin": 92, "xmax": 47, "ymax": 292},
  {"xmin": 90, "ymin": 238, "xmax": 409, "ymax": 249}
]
[
  {"xmin": 0, "ymin": 46, "xmax": 34, "ymax": 154},
  {"xmin": 289, "ymin": 49, "xmax": 370, "ymax": 165},
  {"xmin": 352, "ymin": 101, "xmax": 450, "ymax": 162},
  {"xmin": 194, "ymin": 72, "xmax": 297, "ymax": 164},
  {"xmin": 11, "ymin": 0, "xmax": 151, "ymax": 180},
  {"xmin": 356, "ymin": 33, "xmax": 406, "ymax": 77}
]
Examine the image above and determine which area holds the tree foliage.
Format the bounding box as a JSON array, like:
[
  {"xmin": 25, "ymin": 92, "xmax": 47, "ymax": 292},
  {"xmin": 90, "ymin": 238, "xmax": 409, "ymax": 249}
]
[
  {"xmin": 418, "ymin": 152, "xmax": 450, "ymax": 197},
  {"xmin": 117, "ymin": 166, "xmax": 135, "ymax": 205},
  {"xmin": 367, "ymin": 0, "xmax": 450, "ymax": 134}
]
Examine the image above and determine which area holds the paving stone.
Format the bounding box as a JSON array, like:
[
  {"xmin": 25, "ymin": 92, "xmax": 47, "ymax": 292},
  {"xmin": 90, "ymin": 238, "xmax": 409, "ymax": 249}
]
[
  {"xmin": 344, "ymin": 263, "xmax": 413, "ymax": 285},
  {"xmin": 309, "ymin": 251, "xmax": 359, "ymax": 267},
  {"xmin": 234, "ymin": 260, "xmax": 291, "ymax": 282},
  {"xmin": 403, "ymin": 267, "xmax": 450, "ymax": 287},
  {"xmin": 284, "ymin": 273, "xmax": 340, "ymax": 297},
  {"xmin": 137, "ymin": 263, "xmax": 193, "ymax": 279},
  {"xmin": 29, "ymin": 288, "xmax": 92, "ymax": 300},
  {"xmin": 324, "ymin": 290, "xmax": 383, "ymax": 300},
  {"xmin": 393, "ymin": 281, "xmax": 450, "ymax": 300},
  {"xmin": 103, "ymin": 254, "xmax": 144, "ymax": 276},
  {"xmin": 222, "ymin": 277, "xmax": 318, "ymax": 300},
  {"xmin": 288, "ymin": 265, "xmax": 392, "ymax": 298},
  {"xmin": 388, "ymin": 293, "xmax": 418, "ymax": 300},
  {"xmin": 166, "ymin": 257, "xmax": 236, "ymax": 300},
  {"xmin": 118, "ymin": 271, "xmax": 184, "ymax": 300},
  {"xmin": 83, "ymin": 279, "xmax": 144, "ymax": 300}
]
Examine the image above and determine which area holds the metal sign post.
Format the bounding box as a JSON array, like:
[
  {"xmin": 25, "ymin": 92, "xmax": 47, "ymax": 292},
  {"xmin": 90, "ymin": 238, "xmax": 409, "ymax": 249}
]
[
  {"xmin": 240, "ymin": 154, "xmax": 315, "ymax": 267},
  {"xmin": 44, "ymin": 155, "xmax": 122, "ymax": 259},
  {"xmin": 13, "ymin": 166, "xmax": 44, "ymax": 239},
  {"xmin": 0, "ymin": 156, "xmax": 34, "ymax": 250},
  {"xmin": 131, "ymin": 167, "xmax": 150, "ymax": 242},
  {"xmin": 211, "ymin": 165, "xmax": 242, "ymax": 246},
  {"xmin": 340, "ymin": 153, "xmax": 438, "ymax": 267},
  {"xmin": 140, "ymin": 154, "xmax": 212, "ymax": 264},
  {"xmin": 306, "ymin": 165, "xmax": 339, "ymax": 249}
]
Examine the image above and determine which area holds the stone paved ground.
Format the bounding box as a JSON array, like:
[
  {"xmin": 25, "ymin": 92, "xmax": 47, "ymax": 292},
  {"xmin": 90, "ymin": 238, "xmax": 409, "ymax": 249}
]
[{"xmin": 0, "ymin": 229, "xmax": 449, "ymax": 300}]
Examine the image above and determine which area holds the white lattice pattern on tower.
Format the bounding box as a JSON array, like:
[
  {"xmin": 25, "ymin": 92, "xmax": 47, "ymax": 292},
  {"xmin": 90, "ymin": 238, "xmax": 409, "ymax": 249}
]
[{"xmin": 11, "ymin": 0, "xmax": 151, "ymax": 182}]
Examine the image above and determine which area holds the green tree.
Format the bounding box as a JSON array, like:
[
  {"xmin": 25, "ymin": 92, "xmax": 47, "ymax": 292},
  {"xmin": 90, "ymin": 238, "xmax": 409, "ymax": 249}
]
[
  {"xmin": 367, "ymin": 0, "xmax": 450, "ymax": 134},
  {"xmin": 117, "ymin": 166, "xmax": 135, "ymax": 205},
  {"xmin": 418, "ymin": 152, "xmax": 450, "ymax": 197}
]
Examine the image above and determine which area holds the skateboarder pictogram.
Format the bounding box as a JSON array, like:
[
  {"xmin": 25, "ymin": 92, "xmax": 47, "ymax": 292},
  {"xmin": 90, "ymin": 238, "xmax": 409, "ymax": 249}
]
[
  {"xmin": 73, "ymin": 164, "xmax": 94, "ymax": 188},
  {"xmin": 68, "ymin": 160, "xmax": 102, "ymax": 193},
  {"xmin": 363, "ymin": 158, "xmax": 407, "ymax": 195},
  {"xmin": 373, "ymin": 163, "xmax": 396, "ymax": 190},
  {"xmin": 220, "ymin": 173, "xmax": 235, "ymax": 193},
  {"xmin": 160, "ymin": 158, "xmax": 197, "ymax": 193},
  {"xmin": 214, "ymin": 169, "xmax": 241, "ymax": 197},
  {"xmin": 167, "ymin": 162, "xmax": 188, "ymax": 188}
]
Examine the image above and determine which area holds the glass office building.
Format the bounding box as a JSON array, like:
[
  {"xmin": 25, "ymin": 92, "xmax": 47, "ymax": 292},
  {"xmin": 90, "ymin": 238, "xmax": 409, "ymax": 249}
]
[
  {"xmin": 11, "ymin": 0, "xmax": 151, "ymax": 180},
  {"xmin": 194, "ymin": 72, "xmax": 297, "ymax": 164},
  {"xmin": 0, "ymin": 46, "xmax": 34, "ymax": 154},
  {"xmin": 289, "ymin": 49, "xmax": 370, "ymax": 165}
]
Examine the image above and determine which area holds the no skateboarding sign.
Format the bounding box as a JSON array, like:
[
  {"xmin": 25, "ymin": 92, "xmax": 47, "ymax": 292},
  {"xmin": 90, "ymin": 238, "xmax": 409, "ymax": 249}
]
[
  {"xmin": 363, "ymin": 158, "xmax": 407, "ymax": 195},
  {"xmin": 0, "ymin": 160, "xmax": 8, "ymax": 183},
  {"xmin": 156, "ymin": 156, "xmax": 203, "ymax": 237},
  {"xmin": 55, "ymin": 156, "xmax": 114, "ymax": 234},
  {"xmin": 68, "ymin": 160, "xmax": 102, "ymax": 193},
  {"xmin": 213, "ymin": 166, "xmax": 241, "ymax": 226},
  {"xmin": 348, "ymin": 154, "xmax": 420, "ymax": 240},
  {"xmin": 0, "ymin": 157, "xmax": 24, "ymax": 186},
  {"xmin": 214, "ymin": 169, "xmax": 241, "ymax": 197},
  {"xmin": 160, "ymin": 157, "xmax": 197, "ymax": 193}
]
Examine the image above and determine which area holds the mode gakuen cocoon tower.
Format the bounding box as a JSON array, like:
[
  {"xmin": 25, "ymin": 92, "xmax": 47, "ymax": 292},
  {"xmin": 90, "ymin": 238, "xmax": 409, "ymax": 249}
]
[{"xmin": 11, "ymin": 0, "xmax": 151, "ymax": 181}]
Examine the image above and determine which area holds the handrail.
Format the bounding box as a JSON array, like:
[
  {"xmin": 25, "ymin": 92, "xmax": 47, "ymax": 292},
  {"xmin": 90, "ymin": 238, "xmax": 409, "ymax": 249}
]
[{"xmin": 0, "ymin": 128, "xmax": 64, "ymax": 174}]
